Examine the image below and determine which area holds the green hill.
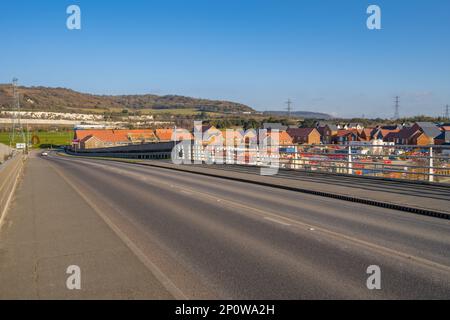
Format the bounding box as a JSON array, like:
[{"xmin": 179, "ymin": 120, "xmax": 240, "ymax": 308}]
[{"xmin": 0, "ymin": 85, "xmax": 254, "ymax": 114}]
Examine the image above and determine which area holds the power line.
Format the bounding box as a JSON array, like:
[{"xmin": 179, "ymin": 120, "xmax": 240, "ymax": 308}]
[{"xmin": 445, "ymin": 104, "xmax": 449, "ymax": 120}]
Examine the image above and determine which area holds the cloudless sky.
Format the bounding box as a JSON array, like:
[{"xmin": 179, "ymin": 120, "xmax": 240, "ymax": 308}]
[{"xmin": 1, "ymin": 0, "xmax": 449, "ymax": 118}]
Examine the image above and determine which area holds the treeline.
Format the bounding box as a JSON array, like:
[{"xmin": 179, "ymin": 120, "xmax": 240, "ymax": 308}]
[
  {"xmin": 335, "ymin": 116, "xmax": 449, "ymax": 126},
  {"xmin": 181, "ymin": 115, "xmax": 450, "ymax": 131},
  {"xmin": 197, "ymin": 117, "xmax": 294, "ymax": 130}
]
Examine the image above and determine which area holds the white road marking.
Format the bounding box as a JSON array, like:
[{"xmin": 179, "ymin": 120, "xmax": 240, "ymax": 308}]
[
  {"xmin": 49, "ymin": 163, "xmax": 187, "ymax": 300},
  {"xmin": 264, "ymin": 217, "xmax": 292, "ymax": 226},
  {"xmin": 0, "ymin": 156, "xmax": 25, "ymax": 227}
]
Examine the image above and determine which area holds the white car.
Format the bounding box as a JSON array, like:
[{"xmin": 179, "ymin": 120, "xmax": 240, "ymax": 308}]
[{"xmin": 41, "ymin": 152, "xmax": 49, "ymax": 157}]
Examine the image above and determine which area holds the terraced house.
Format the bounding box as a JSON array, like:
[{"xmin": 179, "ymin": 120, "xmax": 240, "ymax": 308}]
[
  {"xmin": 383, "ymin": 125, "xmax": 438, "ymax": 146},
  {"xmin": 286, "ymin": 128, "xmax": 321, "ymax": 145},
  {"xmin": 74, "ymin": 129, "xmax": 158, "ymax": 150}
]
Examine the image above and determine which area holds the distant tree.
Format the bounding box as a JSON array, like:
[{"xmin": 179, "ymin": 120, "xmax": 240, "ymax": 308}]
[
  {"xmin": 244, "ymin": 119, "xmax": 260, "ymax": 130},
  {"xmin": 199, "ymin": 111, "xmax": 208, "ymax": 120},
  {"xmin": 300, "ymin": 119, "xmax": 316, "ymax": 128},
  {"xmin": 31, "ymin": 135, "xmax": 40, "ymax": 145}
]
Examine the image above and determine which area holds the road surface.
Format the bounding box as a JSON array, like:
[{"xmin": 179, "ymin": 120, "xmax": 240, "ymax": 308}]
[{"xmin": 1, "ymin": 152, "xmax": 449, "ymax": 299}]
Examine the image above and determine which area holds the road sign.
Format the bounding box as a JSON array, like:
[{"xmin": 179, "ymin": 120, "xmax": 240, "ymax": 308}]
[{"xmin": 16, "ymin": 143, "xmax": 26, "ymax": 150}]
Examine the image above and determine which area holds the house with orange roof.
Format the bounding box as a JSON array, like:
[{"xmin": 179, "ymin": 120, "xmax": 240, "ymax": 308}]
[
  {"xmin": 156, "ymin": 128, "xmax": 193, "ymax": 142},
  {"xmin": 259, "ymin": 130, "xmax": 294, "ymax": 146},
  {"xmin": 172, "ymin": 129, "xmax": 193, "ymax": 141},
  {"xmin": 383, "ymin": 123, "xmax": 442, "ymax": 145},
  {"xmin": 74, "ymin": 129, "xmax": 158, "ymax": 149},
  {"xmin": 155, "ymin": 128, "xmax": 173, "ymax": 142},
  {"xmin": 332, "ymin": 130, "xmax": 359, "ymax": 144},
  {"xmin": 359, "ymin": 128, "xmax": 375, "ymax": 141},
  {"xmin": 128, "ymin": 131, "xmax": 158, "ymax": 144},
  {"xmin": 383, "ymin": 127, "xmax": 434, "ymax": 145},
  {"xmin": 371, "ymin": 128, "xmax": 400, "ymax": 141},
  {"xmin": 80, "ymin": 135, "xmax": 105, "ymax": 149}
]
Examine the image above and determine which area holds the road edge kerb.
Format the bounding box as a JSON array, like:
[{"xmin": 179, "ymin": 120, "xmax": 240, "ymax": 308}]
[
  {"xmin": 60, "ymin": 153, "xmax": 450, "ymax": 221},
  {"xmin": 0, "ymin": 154, "xmax": 26, "ymax": 226}
]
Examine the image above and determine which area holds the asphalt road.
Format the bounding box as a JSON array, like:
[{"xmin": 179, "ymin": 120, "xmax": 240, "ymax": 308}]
[
  {"xmin": 2, "ymin": 152, "xmax": 450, "ymax": 299},
  {"xmin": 143, "ymin": 159, "xmax": 450, "ymax": 215}
]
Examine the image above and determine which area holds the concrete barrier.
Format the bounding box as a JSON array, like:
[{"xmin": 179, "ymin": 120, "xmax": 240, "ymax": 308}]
[{"xmin": 0, "ymin": 152, "xmax": 25, "ymax": 224}]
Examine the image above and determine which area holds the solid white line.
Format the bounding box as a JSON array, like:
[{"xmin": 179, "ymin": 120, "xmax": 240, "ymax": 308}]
[
  {"xmin": 49, "ymin": 163, "xmax": 188, "ymax": 300},
  {"xmin": 0, "ymin": 156, "xmax": 25, "ymax": 227},
  {"xmin": 0, "ymin": 156, "xmax": 20, "ymax": 195}
]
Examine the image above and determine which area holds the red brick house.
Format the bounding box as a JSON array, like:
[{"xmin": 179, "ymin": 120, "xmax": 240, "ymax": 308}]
[
  {"xmin": 316, "ymin": 123, "xmax": 338, "ymax": 144},
  {"xmin": 435, "ymin": 126, "xmax": 450, "ymax": 145},
  {"xmin": 370, "ymin": 128, "xmax": 400, "ymax": 141},
  {"xmin": 383, "ymin": 127, "xmax": 434, "ymax": 145},
  {"xmin": 257, "ymin": 130, "xmax": 294, "ymax": 146},
  {"xmin": 287, "ymin": 128, "xmax": 321, "ymax": 145},
  {"xmin": 332, "ymin": 130, "xmax": 359, "ymax": 144},
  {"xmin": 411, "ymin": 131, "xmax": 434, "ymax": 145},
  {"xmin": 359, "ymin": 128, "xmax": 374, "ymax": 141}
]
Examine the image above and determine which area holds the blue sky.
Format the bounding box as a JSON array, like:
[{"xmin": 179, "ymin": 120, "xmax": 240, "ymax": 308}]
[{"xmin": 0, "ymin": 0, "xmax": 449, "ymax": 118}]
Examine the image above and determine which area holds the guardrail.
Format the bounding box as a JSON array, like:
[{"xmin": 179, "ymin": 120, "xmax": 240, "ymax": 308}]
[
  {"xmin": 0, "ymin": 152, "xmax": 25, "ymax": 223},
  {"xmin": 68, "ymin": 141, "xmax": 450, "ymax": 184},
  {"xmin": 186, "ymin": 143, "xmax": 450, "ymax": 184},
  {"xmin": 286, "ymin": 144, "xmax": 450, "ymax": 183}
]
